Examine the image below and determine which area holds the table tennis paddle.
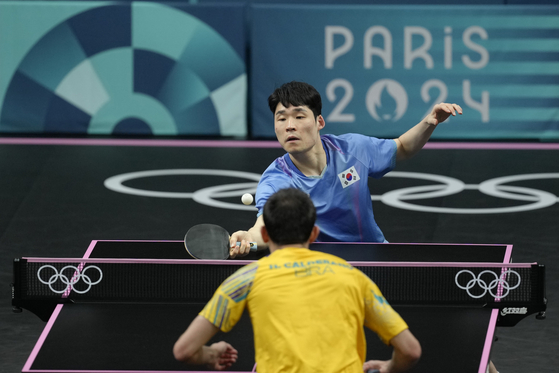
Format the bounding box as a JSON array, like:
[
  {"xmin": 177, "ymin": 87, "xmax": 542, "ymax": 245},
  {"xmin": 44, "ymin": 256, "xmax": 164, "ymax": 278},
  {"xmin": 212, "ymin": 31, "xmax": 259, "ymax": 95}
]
[{"xmin": 184, "ymin": 223, "xmax": 257, "ymax": 259}]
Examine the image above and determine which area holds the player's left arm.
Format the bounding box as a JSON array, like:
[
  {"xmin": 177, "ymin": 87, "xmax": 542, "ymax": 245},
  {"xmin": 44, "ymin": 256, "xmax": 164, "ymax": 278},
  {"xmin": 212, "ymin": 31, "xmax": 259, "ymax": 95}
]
[
  {"xmin": 173, "ymin": 315, "xmax": 238, "ymax": 370},
  {"xmin": 394, "ymin": 103, "xmax": 462, "ymax": 161}
]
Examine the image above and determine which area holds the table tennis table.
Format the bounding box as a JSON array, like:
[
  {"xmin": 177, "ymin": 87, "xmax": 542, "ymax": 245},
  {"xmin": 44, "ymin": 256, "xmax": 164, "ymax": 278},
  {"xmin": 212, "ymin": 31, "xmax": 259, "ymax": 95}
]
[{"xmin": 13, "ymin": 241, "xmax": 546, "ymax": 373}]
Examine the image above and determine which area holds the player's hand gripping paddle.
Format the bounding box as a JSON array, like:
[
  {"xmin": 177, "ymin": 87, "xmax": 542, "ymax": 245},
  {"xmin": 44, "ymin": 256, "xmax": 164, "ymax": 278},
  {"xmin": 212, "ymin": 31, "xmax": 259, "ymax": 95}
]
[{"xmin": 184, "ymin": 224, "xmax": 257, "ymax": 259}]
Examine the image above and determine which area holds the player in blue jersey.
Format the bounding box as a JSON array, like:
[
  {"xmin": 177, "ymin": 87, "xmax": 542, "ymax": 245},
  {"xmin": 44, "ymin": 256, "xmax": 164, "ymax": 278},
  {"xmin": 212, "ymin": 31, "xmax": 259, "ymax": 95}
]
[{"xmin": 230, "ymin": 81, "xmax": 462, "ymax": 257}]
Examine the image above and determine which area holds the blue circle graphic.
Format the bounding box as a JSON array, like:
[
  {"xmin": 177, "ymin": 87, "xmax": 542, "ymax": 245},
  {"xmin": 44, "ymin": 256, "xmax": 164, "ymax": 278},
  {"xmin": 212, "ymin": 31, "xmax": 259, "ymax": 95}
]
[{"xmin": 0, "ymin": 3, "xmax": 246, "ymax": 136}]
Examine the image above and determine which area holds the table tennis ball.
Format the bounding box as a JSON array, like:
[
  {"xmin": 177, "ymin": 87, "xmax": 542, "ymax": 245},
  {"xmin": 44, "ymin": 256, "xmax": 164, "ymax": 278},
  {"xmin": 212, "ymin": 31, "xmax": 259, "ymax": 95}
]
[{"xmin": 241, "ymin": 193, "xmax": 254, "ymax": 205}]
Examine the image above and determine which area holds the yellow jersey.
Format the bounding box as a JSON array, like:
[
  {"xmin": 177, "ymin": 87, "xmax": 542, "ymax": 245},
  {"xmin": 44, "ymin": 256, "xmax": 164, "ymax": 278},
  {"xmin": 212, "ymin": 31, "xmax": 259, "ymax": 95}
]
[{"xmin": 199, "ymin": 248, "xmax": 408, "ymax": 373}]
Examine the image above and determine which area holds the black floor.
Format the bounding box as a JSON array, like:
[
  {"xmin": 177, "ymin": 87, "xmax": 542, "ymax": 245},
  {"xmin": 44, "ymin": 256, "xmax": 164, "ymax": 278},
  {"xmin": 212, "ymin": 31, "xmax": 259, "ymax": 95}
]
[{"xmin": 1, "ymin": 139, "xmax": 557, "ymax": 372}]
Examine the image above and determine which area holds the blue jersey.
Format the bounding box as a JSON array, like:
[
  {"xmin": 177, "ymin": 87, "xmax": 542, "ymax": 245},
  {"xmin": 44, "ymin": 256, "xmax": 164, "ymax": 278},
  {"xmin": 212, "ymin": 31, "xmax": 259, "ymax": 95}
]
[{"xmin": 256, "ymin": 133, "xmax": 397, "ymax": 243}]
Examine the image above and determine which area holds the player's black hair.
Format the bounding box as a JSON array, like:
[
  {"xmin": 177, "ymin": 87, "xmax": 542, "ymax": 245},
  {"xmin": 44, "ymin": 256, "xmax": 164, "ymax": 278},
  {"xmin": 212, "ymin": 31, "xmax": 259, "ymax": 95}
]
[
  {"xmin": 263, "ymin": 188, "xmax": 316, "ymax": 246},
  {"xmin": 268, "ymin": 81, "xmax": 322, "ymax": 119}
]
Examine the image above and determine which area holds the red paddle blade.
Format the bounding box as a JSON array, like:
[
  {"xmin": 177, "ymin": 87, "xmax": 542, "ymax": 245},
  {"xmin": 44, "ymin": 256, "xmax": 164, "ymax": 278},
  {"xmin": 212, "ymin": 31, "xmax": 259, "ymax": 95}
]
[{"xmin": 184, "ymin": 224, "xmax": 230, "ymax": 260}]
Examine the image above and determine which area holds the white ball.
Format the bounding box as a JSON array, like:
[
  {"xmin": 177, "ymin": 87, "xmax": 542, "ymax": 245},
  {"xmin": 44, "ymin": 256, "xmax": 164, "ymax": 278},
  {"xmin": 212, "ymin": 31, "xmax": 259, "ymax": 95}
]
[{"xmin": 241, "ymin": 193, "xmax": 254, "ymax": 205}]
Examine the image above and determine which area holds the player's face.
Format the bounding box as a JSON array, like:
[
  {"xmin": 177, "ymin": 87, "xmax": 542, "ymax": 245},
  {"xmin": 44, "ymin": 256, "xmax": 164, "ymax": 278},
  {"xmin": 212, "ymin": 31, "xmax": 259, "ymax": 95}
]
[{"xmin": 274, "ymin": 103, "xmax": 324, "ymax": 155}]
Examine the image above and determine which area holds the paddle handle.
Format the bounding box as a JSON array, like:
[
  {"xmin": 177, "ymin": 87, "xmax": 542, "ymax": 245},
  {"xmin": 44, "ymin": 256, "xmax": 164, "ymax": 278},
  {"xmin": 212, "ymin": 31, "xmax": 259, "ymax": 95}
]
[{"xmin": 234, "ymin": 242, "xmax": 258, "ymax": 252}]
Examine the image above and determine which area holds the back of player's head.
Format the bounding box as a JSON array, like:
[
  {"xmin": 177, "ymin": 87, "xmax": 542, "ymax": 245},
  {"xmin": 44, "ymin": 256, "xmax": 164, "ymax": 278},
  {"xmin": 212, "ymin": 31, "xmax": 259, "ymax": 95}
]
[
  {"xmin": 263, "ymin": 188, "xmax": 316, "ymax": 246},
  {"xmin": 268, "ymin": 81, "xmax": 322, "ymax": 119}
]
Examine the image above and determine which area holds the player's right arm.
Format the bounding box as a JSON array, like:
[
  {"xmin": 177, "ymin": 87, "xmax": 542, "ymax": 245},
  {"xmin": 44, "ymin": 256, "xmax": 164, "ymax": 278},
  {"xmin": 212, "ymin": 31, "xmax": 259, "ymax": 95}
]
[
  {"xmin": 363, "ymin": 329, "xmax": 421, "ymax": 373},
  {"xmin": 362, "ymin": 275, "xmax": 421, "ymax": 372},
  {"xmin": 230, "ymin": 215, "xmax": 267, "ymax": 258},
  {"xmin": 174, "ymin": 264, "xmax": 256, "ymax": 367},
  {"xmin": 173, "ymin": 315, "xmax": 238, "ymax": 370}
]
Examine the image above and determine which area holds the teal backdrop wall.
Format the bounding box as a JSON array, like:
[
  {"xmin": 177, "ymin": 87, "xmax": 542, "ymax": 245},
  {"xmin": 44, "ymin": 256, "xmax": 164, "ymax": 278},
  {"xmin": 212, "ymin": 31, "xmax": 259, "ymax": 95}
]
[
  {"xmin": 250, "ymin": 5, "xmax": 559, "ymax": 140},
  {"xmin": 0, "ymin": 1, "xmax": 558, "ymax": 140},
  {"xmin": 0, "ymin": 1, "xmax": 247, "ymax": 136}
]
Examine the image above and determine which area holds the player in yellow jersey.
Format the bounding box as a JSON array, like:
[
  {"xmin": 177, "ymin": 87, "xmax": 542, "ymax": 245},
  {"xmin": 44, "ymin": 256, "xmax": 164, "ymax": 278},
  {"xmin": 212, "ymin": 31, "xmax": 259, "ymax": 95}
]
[{"xmin": 173, "ymin": 188, "xmax": 421, "ymax": 373}]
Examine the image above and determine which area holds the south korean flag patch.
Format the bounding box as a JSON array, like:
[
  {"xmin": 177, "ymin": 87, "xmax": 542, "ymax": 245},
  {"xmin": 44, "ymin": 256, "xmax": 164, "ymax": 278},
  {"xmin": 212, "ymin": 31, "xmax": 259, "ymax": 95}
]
[{"xmin": 338, "ymin": 166, "xmax": 360, "ymax": 188}]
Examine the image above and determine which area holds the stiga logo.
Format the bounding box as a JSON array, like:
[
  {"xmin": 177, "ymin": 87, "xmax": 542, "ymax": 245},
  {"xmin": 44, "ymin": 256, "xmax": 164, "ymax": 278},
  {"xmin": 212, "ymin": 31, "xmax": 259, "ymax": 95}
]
[
  {"xmin": 500, "ymin": 307, "xmax": 528, "ymax": 316},
  {"xmin": 338, "ymin": 166, "xmax": 360, "ymax": 188}
]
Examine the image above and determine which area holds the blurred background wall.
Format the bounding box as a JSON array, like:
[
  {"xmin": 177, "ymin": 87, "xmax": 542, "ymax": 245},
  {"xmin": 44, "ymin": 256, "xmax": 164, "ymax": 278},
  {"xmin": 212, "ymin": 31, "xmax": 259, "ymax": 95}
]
[{"xmin": 0, "ymin": 0, "xmax": 557, "ymax": 140}]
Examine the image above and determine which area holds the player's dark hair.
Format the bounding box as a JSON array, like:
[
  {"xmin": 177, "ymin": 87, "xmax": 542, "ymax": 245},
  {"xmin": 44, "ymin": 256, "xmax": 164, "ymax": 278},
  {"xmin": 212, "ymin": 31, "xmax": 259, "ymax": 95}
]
[
  {"xmin": 268, "ymin": 81, "xmax": 322, "ymax": 119},
  {"xmin": 263, "ymin": 188, "xmax": 316, "ymax": 246}
]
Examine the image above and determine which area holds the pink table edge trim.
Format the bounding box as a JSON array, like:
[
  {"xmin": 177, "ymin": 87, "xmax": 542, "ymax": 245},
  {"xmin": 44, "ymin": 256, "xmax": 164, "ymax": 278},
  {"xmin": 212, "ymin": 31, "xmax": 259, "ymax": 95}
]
[
  {"xmin": 1, "ymin": 137, "xmax": 559, "ymax": 150},
  {"xmin": 22, "ymin": 369, "xmax": 241, "ymax": 373},
  {"xmin": 478, "ymin": 309, "xmax": 500, "ymax": 373},
  {"xmin": 504, "ymin": 244, "xmax": 514, "ymax": 264},
  {"xmin": 22, "ymin": 304, "xmax": 64, "ymax": 372},
  {"xmin": 0, "ymin": 138, "xmax": 280, "ymax": 148},
  {"xmin": 22, "ymin": 257, "xmax": 535, "ymax": 268}
]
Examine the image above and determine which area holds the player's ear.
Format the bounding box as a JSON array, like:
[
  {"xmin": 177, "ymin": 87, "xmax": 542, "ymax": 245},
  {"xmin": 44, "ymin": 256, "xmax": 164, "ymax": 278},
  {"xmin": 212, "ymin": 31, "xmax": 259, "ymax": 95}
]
[
  {"xmin": 308, "ymin": 225, "xmax": 320, "ymax": 243},
  {"xmin": 261, "ymin": 226, "xmax": 270, "ymax": 243},
  {"xmin": 317, "ymin": 115, "xmax": 325, "ymax": 130}
]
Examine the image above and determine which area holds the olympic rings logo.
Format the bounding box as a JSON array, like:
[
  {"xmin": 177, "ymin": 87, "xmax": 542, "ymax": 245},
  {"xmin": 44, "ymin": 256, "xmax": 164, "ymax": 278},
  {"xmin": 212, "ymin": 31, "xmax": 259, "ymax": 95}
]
[
  {"xmin": 104, "ymin": 169, "xmax": 559, "ymax": 214},
  {"xmin": 37, "ymin": 265, "xmax": 103, "ymax": 294},
  {"xmin": 455, "ymin": 269, "xmax": 521, "ymax": 299},
  {"xmin": 377, "ymin": 171, "xmax": 559, "ymax": 214}
]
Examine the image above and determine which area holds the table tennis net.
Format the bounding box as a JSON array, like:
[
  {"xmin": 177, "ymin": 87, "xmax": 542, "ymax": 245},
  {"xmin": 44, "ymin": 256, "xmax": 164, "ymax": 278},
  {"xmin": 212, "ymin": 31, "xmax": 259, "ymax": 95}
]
[
  {"xmin": 13, "ymin": 258, "xmax": 545, "ymax": 304},
  {"xmin": 13, "ymin": 258, "xmax": 546, "ymax": 325}
]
